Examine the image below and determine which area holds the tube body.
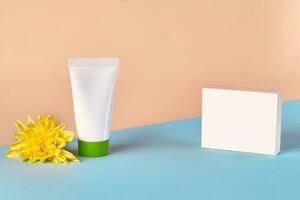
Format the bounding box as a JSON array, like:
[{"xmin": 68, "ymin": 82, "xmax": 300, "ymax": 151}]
[{"xmin": 69, "ymin": 58, "xmax": 118, "ymax": 157}]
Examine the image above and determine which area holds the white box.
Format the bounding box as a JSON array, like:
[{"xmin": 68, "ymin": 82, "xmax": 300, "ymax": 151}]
[{"xmin": 201, "ymin": 88, "xmax": 282, "ymax": 155}]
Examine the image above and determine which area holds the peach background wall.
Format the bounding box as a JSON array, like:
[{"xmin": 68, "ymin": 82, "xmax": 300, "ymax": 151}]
[{"xmin": 0, "ymin": 0, "xmax": 299, "ymax": 144}]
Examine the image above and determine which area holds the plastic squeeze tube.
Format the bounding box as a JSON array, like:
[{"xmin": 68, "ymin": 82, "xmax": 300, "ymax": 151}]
[{"xmin": 69, "ymin": 58, "xmax": 118, "ymax": 157}]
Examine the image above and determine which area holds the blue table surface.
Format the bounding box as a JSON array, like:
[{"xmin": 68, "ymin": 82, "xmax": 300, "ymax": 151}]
[{"xmin": 1, "ymin": 100, "xmax": 300, "ymax": 200}]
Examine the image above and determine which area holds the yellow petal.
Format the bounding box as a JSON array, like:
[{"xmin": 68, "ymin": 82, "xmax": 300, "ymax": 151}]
[
  {"xmin": 53, "ymin": 149, "xmax": 61, "ymax": 157},
  {"xmin": 27, "ymin": 115, "xmax": 35, "ymax": 126},
  {"xmin": 61, "ymin": 130, "xmax": 74, "ymax": 142},
  {"xmin": 21, "ymin": 157, "xmax": 29, "ymax": 162},
  {"xmin": 54, "ymin": 154, "xmax": 67, "ymax": 164},
  {"xmin": 46, "ymin": 115, "xmax": 56, "ymax": 129},
  {"xmin": 37, "ymin": 115, "xmax": 46, "ymax": 127},
  {"xmin": 61, "ymin": 149, "xmax": 78, "ymax": 161},
  {"xmin": 6, "ymin": 150, "xmax": 21, "ymax": 157},
  {"xmin": 56, "ymin": 137, "xmax": 66, "ymax": 148},
  {"xmin": 15, "ymin": 120, "xmax": 28, "ymax": 132},
  {"xmin": 49, "ymin": 124, "xmax": 65, "ymax": 137},
  {"xmin": 50, "ymin": 157, "xmax": 60, "ymax": 163},
  {"xmin": 10, "ymin": 140, "xmax": 26, "ymax": 150},
  {"xmin": 20, "ymin": 152, "xmax": 30, "ymax": 161},
  {"xmin": 57, "ymin": 123, "xmax": 66, "ymax": 131},
  {"xmin": 14, "ymin": 132, "xmax": 27, "ymax": 140},
  {"xmin": 29, "ymin": 156, "xmax": 37, "ymax": 163}
]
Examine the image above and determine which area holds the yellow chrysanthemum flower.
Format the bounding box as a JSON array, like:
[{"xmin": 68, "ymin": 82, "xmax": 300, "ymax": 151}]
[{"xmin": 6, "ymin": 115, "xmax": 79, "ymax": 164}]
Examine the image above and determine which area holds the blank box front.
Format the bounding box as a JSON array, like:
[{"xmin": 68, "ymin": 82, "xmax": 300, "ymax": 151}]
[{"xmin": 201, "ymin": 88, "xmax": 282, "ymax": 155}]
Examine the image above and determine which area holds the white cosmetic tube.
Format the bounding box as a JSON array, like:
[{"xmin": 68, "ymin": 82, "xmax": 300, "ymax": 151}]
[{"xmin": 69, "ymin": 58, "xmax": 118, "ymax": 157}]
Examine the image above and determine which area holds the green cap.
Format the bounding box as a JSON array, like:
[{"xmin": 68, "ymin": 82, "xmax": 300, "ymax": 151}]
[{"xmin": 78, "ymin": 139, "xmax": 109, "ymax": 157}]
